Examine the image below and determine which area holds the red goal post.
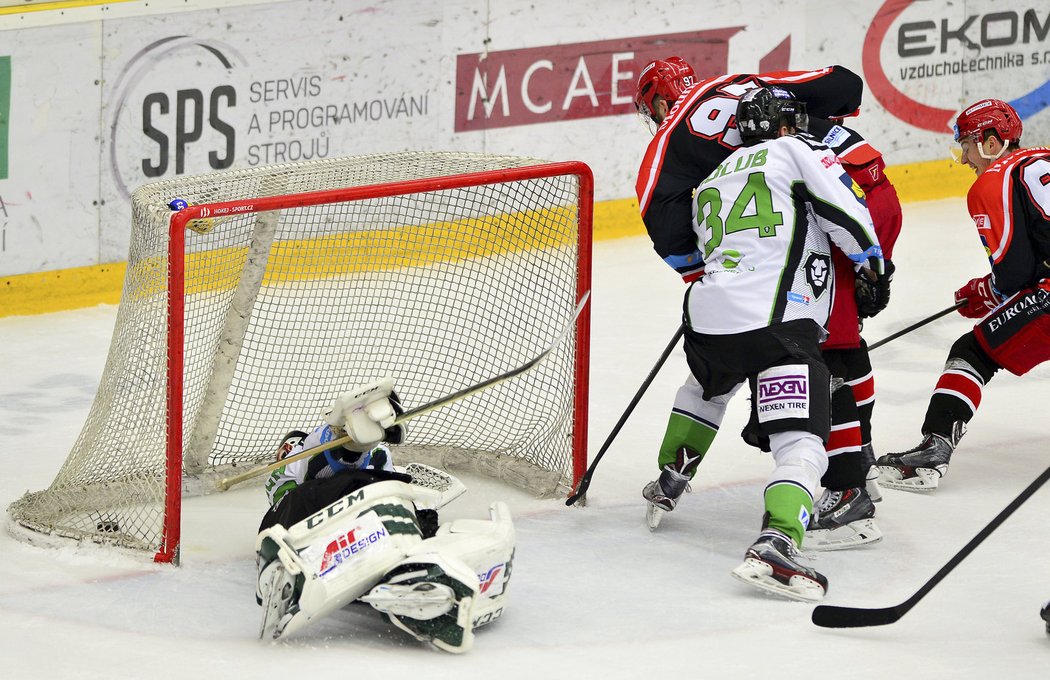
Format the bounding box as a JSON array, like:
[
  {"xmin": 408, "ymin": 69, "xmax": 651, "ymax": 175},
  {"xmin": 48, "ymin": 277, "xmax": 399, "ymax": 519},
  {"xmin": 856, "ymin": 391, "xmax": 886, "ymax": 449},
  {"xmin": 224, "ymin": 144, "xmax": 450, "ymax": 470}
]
[{"xmin": 10, "ymin": 153, "xmax": 593, "ymax": 564}]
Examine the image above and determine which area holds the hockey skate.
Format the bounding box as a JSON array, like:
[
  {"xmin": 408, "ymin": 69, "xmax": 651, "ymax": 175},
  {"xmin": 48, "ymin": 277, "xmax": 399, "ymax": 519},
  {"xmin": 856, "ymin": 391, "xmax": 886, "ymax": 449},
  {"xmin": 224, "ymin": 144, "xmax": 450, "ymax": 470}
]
[
  {"xmin": 642, "ymin": 447, "xmax": 701, "ymax": 530},
  {"xmin": 258, "ymin": 558, "xmax": 301, "ymax": 641},
  {"xmin": 731, "ymin": 529, "xmax": 828, "ymax": 602},
  {"xmin": 860, "ymin": 443, "xmax": 882, "ymax": 502},
  {"xmin": 877, "ymin": 422, "xmax": 965, "ymax": 492},
  {"xmin": 361, "ymin": 581, "xmax": 457, "ymax": 620},
  {"xmin": 1041, "ymin": 600, "xmax": 1050, "ymax": 637},
  {"xmin": 642, "ymin": 468, "xmax": 691, "ymax": 530},
  {"xmin": 806, "ymin": 486, "xmax": 882, "ymax": 551}
]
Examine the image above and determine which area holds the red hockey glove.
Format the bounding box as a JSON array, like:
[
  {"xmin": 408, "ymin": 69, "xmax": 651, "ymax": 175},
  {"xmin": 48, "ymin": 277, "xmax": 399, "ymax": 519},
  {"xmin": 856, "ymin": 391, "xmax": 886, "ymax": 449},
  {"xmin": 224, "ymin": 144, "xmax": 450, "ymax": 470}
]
[{"xmin": 954, "ymin": 274, "xmax": 999, "ymax": 318}]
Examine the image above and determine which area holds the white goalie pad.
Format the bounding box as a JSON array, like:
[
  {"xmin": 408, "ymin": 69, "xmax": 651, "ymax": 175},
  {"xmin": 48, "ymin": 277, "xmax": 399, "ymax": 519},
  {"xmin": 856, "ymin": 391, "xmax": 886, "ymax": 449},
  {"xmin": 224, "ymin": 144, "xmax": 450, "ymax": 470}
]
[
  {"xmin": 255, "ymin": 477, "xmax": 513, "ymax": 652},
  {"xmin": 431, "ymin": 501, "xmax": 515, "ymax": 630},
  {"xmin": 255, "ymin": 480, "xmax": 428, "ymax": 640},
  {"xmin": 325, "ymin": 377, "xmax": 398, "ymax": 449},
  {"xmin": 363, "ymin": 501, "xmax": 515, "ymax": 653}
]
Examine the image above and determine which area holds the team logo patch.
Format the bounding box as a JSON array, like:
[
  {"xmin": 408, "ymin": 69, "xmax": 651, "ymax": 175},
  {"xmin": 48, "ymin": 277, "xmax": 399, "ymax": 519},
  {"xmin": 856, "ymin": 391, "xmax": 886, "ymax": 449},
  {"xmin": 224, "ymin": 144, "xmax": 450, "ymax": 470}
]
[
  {"xmin": 756, "ymin": 365, "xmax": 810, "ymax": 422},
  {"xmin": 973, "ymin": 214, "xmax": 990, "ymax": 230},
  {"xmin": 803, "ymin": 252, "xmax": 831, "ymax": 299},
  {"xmin": 799, "ymin": 506, "xmax": 811, "ymax": 528}
]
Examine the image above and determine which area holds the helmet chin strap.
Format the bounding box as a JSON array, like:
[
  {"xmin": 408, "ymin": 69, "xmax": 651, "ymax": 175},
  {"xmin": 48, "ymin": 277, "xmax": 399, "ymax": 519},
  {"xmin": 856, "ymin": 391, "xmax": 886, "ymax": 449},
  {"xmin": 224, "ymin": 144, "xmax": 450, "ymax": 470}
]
[{"xmin": 976, "ymin": 137, "xmax": 1012, "ymax": 161}]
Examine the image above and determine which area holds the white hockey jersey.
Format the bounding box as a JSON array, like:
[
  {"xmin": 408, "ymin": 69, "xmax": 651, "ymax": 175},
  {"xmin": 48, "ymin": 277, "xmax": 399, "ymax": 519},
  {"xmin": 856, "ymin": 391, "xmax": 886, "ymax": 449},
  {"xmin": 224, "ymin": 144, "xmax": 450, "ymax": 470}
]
[
  {"xmin": 686, "ymin": 134, "xmax": 881, "ymax": 335},
  {"xmin": 263, "ymin": 424, "xmax": 395, "ymax": 506}
]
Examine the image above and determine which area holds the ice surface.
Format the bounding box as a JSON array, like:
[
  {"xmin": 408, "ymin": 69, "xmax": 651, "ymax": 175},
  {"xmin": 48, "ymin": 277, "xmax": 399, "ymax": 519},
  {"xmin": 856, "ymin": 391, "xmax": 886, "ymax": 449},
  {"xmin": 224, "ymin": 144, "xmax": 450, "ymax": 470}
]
[{"xmin": 1, "ymin": 199, "xmax": 1047, "ymax": 678}]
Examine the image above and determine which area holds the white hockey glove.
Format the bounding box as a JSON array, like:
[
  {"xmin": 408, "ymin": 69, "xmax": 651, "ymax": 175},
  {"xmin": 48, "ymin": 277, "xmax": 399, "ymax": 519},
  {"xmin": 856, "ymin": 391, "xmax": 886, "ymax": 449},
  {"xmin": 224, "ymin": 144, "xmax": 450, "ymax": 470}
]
[{"xmin": 325, "ymin": 378, "xmax": 405, "ymax": 452}]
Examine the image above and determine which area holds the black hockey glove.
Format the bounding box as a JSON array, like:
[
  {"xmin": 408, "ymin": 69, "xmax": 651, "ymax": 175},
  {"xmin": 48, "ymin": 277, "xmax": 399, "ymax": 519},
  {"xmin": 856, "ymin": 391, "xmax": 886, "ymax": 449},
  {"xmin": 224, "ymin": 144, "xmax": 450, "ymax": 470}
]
[{"xmin": 855, "ymin": 259, "xmax": 894, "ymax": 318}]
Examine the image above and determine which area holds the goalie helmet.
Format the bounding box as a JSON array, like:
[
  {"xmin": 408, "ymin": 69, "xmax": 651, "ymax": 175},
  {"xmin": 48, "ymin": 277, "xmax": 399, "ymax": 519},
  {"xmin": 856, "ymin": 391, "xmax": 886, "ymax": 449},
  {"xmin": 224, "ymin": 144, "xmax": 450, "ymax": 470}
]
[
  {"xmin": 953, "ymin": 99, "xmax": 1022, "ymax": 145},
  {"xmin": 736, "ymin": 86, "xmax": 808, "ymax": 144},
  {"xmin": 634, "ymin": 57, "xmax": 696, "ymax": 122}
]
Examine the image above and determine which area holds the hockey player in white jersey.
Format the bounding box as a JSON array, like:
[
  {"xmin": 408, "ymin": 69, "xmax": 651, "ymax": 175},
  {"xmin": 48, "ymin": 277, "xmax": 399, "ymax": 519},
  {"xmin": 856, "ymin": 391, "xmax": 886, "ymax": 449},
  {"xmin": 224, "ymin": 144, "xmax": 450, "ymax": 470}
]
[
  {"xmin": 255, "ymin": 378, "xmax": 515, "ymax": 653},
  {"xmin": 642, "ymin": 86, "xmax": 882, "ymax": 601}
]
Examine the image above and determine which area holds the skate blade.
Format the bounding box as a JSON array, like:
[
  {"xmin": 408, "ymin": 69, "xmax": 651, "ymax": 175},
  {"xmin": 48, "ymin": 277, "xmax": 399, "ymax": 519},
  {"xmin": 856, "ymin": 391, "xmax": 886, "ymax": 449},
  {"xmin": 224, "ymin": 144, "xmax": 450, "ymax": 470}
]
[
  {"xmin": 730, "ymin": 559, "xmax": 825, "ymax": 602},
  {"xmin": 361, "ymin": 583, "xmax": 456, "ymax": 620},
  {"xmin": 259, "ymin": 567, "xmax": 296, "ymax": 640},
  {"xmin": 877, "ymin": 465, "xmax": 942, "ymax": 492},
  {"xmin": 646, "ymin": 502, "xmax": 665, "ymax": 531},
  {"xmin": 805, "ymin": 518, "xmax": 883, "ymax": 552},
  {"xmin": 865, "ymin": 473, "xmax": 883, "ymax": 503}
]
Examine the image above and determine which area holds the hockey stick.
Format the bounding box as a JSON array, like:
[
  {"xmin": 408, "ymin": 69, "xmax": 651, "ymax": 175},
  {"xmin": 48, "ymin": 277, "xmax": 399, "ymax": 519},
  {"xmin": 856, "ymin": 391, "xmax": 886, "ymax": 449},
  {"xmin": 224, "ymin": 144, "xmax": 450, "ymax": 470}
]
[
  {"xmin": 867, "ymin": 300, "xmax": 965, "ymax": 351},
  {"xmin": 218, "ymin": 293, "xmax": 590, "ymax": 491},
  {"xmin": 812, "ymin": 462, "xmax": 1050, "ymax": 628},
  {"xmin": 565, "ymin": 322, "xmax": 686, "ymax": 506}
]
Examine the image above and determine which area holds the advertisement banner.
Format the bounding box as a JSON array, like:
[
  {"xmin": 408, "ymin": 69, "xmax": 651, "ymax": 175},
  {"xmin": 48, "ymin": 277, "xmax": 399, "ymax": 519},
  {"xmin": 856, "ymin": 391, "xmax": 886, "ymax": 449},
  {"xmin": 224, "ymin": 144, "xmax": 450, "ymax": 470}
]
[{"xmin": 1, "ymin": 0, "xmax": 1048, "ymax": 283}]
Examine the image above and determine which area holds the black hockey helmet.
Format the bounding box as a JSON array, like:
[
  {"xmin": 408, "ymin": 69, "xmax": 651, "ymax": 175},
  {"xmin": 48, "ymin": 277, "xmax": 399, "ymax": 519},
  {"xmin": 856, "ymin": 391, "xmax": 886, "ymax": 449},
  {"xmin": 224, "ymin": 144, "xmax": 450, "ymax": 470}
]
[{"xmin": 736, "ymin": 86, "xmax": 808, "ymax": 144}]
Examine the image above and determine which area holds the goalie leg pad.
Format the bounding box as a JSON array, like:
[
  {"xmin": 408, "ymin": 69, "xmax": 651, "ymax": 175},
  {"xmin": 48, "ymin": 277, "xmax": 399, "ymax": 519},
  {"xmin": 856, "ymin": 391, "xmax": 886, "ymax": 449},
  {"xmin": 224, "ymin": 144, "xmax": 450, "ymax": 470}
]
[
  {"xmin": 426, "ymin": 501, "xmax": 515, "ymax": 629},
  {"xmin": 255, "ymin": 481, "xmax": 428, "ymax": 640}
]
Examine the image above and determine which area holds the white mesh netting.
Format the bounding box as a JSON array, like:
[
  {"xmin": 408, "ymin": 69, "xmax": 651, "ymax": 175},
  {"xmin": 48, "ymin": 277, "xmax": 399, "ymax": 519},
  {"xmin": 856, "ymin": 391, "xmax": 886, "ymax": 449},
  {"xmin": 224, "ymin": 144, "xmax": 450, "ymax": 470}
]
[{"xmin": 9, "ymin": 152, "xmax": 590, "ymax": 559}]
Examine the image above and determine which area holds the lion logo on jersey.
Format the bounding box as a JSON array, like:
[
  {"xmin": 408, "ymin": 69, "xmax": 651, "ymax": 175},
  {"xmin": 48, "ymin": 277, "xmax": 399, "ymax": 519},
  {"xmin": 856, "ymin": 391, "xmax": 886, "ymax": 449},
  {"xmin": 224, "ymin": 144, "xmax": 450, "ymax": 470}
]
[{"xmin": 804, "ymin": 252, "xmax": 831, "ymax": 298}]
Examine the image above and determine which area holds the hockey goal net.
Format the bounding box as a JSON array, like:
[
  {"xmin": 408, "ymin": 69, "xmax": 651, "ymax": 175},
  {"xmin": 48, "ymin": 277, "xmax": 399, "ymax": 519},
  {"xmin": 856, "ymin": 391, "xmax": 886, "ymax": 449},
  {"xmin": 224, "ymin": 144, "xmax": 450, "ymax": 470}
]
[{"xmin": 9, "ymin": 152, "xmax": 592, "ymax": 563}]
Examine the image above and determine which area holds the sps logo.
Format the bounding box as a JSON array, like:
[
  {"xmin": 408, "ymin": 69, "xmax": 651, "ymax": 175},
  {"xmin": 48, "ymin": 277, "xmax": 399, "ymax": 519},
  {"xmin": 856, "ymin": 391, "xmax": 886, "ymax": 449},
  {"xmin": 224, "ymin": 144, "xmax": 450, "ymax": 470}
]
[{"xmin": 108, "ymin": 36, "xmax": 243, "ymax": 199}]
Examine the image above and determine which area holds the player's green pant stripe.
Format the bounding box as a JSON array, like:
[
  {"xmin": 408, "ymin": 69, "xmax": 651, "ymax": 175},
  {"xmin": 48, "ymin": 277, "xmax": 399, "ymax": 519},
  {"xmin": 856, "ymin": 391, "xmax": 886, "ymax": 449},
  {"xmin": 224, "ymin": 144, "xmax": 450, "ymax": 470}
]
[
  {"xmin": 657, "ymin": 412, "xmax": 717, "ymax": 472},
  {"xmin": 763, "ymin": 482, "xmax": 813, "ymax": 547},
  {"xmin": 0, "ymin": 56, "xmax": 10, "ymax": 180}
]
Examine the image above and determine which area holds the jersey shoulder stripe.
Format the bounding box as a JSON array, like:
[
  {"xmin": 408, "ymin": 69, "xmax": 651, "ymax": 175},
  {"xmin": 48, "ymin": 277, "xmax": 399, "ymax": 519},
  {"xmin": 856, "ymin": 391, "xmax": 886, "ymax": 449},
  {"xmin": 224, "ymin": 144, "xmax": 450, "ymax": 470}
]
[{"xmin": 636, "ymin": 73, "xmax": 736, "ymax": 213}]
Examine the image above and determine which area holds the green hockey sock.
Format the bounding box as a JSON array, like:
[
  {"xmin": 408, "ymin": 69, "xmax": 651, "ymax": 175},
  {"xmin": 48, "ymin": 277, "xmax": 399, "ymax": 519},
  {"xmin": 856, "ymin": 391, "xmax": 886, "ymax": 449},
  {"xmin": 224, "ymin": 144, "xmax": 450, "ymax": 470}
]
[
  {"xmin": 763, "ymin": 483, "xmax": 813, "ymax": 547},
  {"xmin": 656, "ymin": 412, "xmax": 718, "ymax": 473}
]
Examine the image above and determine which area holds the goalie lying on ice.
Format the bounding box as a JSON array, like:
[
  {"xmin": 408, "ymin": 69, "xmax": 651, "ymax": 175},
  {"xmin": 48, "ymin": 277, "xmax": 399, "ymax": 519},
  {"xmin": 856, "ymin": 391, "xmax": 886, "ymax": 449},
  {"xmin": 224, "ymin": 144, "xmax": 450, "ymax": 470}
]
[{"xmin": 254, "ymin": 379, "xmax": 515, "ymax": 653}]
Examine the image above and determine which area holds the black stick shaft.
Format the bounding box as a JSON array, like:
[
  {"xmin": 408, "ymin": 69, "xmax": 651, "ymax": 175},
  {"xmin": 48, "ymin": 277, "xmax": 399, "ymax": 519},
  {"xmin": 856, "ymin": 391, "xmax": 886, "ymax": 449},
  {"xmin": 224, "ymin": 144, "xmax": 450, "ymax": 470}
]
[
  {"xmin": 813, "ymin": 463, "xmax": 1050, "ymax": 628},
  {"xmin": 566, "ymin": 323, "xmax": 685, "ymax": 506},
  {"xmin": 867, "ymin": 300, "xmax": 965, "ymax": 351}
]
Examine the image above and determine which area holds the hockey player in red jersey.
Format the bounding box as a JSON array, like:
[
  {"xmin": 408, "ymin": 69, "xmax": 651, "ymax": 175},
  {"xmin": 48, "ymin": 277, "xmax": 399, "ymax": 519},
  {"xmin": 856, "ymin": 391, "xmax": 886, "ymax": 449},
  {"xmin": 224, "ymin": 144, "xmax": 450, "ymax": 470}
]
[
  {"xmin": 877, "ymin": 99, "xmax": 1050, "ymax": 492},
  {"xmin": 634, "ymin": 58, "xmax": 901, "ymax": 550}
]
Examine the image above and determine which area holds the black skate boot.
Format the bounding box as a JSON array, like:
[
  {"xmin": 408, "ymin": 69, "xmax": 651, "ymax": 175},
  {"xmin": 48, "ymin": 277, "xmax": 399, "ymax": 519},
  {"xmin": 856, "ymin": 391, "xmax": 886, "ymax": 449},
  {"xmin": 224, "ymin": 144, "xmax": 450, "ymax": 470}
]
[
  {"xmin": 642, "ymin": 446, "xmax": 702, "ymax": 530},
  {"xmin": 731, "ymin": 528, "xmax": 828, "ymax": 602},
  {"xmin": 1041, "ymin": 600, "xmax": 1050, "ymax": 637},
  {"xmin": 806, "ymin": 486, "xmax": 882, "ymax": 551},
  {"xmin": 876, "ymin": 421, "xmax": 965, "ymax": 492},
  {"xmin": 860, "ymin": 443, "xmax": 882, "ymax": 502}
]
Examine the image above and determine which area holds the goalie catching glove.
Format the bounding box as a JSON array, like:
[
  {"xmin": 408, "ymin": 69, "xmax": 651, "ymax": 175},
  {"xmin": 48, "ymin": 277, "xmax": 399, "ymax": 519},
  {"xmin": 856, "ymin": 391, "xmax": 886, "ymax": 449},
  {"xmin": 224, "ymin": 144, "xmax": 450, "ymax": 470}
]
[{"xmin": 325, "ymin": 377, "xmax": 407, "ymax": 452}]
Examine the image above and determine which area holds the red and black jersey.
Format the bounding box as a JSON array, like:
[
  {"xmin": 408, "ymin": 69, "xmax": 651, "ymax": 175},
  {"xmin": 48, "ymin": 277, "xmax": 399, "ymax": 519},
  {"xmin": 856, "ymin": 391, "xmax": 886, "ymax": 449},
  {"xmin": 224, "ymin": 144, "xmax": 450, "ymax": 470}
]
[
  {"xmin": 636, "ymin": 66, "xmax": 871, "ymax": 281},
  {"xmin": 966, "ymin": 147, "xmax": 1050, "ymax": 296}
]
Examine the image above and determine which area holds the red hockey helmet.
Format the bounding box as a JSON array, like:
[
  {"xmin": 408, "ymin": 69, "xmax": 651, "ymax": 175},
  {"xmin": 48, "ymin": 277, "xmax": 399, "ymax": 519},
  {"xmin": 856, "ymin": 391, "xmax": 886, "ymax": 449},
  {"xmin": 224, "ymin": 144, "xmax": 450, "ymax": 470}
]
[
  {"xmin": 634, "ymin": 57, "xmax": 696, "ymax": 120},
  {"xmin": 953, "ymin": 99, "xmax": 1022, "ymax": 144}
]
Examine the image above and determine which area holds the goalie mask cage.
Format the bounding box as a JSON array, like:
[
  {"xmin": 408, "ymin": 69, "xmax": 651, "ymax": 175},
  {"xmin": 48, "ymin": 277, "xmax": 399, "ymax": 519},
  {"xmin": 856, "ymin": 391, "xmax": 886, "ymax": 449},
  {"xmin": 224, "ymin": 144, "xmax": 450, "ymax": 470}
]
[{"xmin": 9, "ymin": 152, "xmax": 592, "ymax": 564}]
